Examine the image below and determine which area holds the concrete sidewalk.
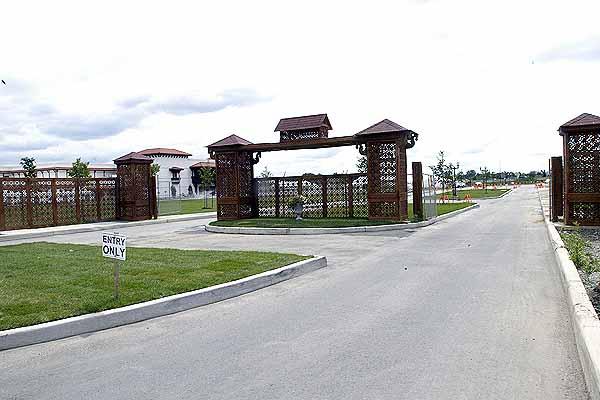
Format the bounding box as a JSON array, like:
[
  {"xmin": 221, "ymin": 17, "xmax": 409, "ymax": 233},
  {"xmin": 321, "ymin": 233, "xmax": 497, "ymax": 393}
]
[{"xmin": 0, "ymin": 186, "xmax": 588, "ymax": 399}]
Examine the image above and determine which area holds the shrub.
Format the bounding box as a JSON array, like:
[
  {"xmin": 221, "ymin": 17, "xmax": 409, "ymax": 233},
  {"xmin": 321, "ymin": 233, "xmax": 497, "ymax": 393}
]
[{"xmin": 561, "ymin": 230, "xmax": 600, "ymax": 274}]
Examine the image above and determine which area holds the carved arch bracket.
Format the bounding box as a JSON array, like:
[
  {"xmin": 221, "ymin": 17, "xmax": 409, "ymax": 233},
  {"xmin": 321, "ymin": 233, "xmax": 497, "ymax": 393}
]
[
  {"xmin": 406, "ymin": 131, "xmax": 419, "ymax": 149},
  {"xmin": 252, "ymin": 152, "xmax": 262, "ymax": 165},
  {"xmin": 355, "ymin": 144, "xmax": 367, "ymax": 156}
]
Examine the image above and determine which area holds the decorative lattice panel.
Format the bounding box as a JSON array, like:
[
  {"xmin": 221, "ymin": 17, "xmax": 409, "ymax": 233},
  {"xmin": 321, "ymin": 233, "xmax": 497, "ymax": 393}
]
[
  {"xmin": 80, "ymin": 179, "xmax": 98, "ymax": 223},
  {"xmin": 351, "ymin": 175, "xmax": 368, "ymax": 218},
  {"xmin": 238, "ymin": 152, "xmax": 254, "ymax": 218},
  {"xmin": 219, "ymin": 204, "xmax": 238, "ymax": 219},
  {"xmin": 570, "ymin": 202, "xmax": 600, "ymax": 225},
  {"xmin": 368, "ymin": 141, "xmax": 397, "ymax": 194},
  {"xmin": 216, "ymin": 153, "xmax": 238, "ymax": 199},
  {"xmin": 0, "ymin": 178, "xmax": 117, "ymax": 230},
  {"xmin": 368, "ymin": 201, "xmax": 399, "ymax": 219},
  {"xmin": 30, "ymin": 179, "xmax": 53, "ymax": 228},
  {"xmin": 1, "ymin": 179, "xmax": 27, "ymax": 230},
  {"xmin": 568, "ymin": 134, "xmax": 600, "ymax": 193},
  {"xmin": 99, "ymin": 179, "xmax": 117, "ymax": 220},
  {"xmin": 279, "ymin": 178, "xmax": 300, "ymax": 218},
  {"xmin": 256, "ymin": 178, "xmax": 276, "ymax": 217},
  {"xmin": 280, "ymin": 127, "xmax": 328, "ymax": 143},
  {"xmin": 56, "ymin": 180, "xmax": 77, "ymax": 225},
  {"xmin": 326, "ymin": 175, "xmax": 349, "ymax": 218}
]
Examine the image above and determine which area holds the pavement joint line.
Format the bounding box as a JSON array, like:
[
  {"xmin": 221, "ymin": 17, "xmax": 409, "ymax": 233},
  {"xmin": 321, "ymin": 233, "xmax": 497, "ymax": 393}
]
[
  {"xmin": 204, "ymin": 203, "xmax": 480, "ymax": 235},
  {"xmin": 537, "ymin": 188, "xmax": 600, "ymax": 400},
  {"xmin": 0, "ymin": 256, "xmax": 327, "ymax": 351}
]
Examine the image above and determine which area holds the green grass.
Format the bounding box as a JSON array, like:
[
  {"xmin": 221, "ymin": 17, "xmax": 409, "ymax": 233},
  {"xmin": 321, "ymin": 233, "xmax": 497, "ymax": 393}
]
[
  {"xmin": 438, "ymin": 189, "xmax": 509, "ymax": 200},
  {"xmin": 0, "ymin": 242, "xmax": 308, "ymax": 330},
  {"xmin": 158, "ymin": 198, "xmax": 216, "ymax": 216},
  {"xmin": 560, "ymin": 230, "xmax": 600, "ymax": 274},
  {"xmin": 212, "ymin": 202, "xmax": 473, "ymax": 228}
]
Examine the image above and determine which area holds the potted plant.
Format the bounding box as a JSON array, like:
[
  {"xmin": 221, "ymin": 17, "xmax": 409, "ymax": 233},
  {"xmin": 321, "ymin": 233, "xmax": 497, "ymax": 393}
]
[{"xmin": 288, "ymin": 195, "xmax": 306, "ymax": 221}]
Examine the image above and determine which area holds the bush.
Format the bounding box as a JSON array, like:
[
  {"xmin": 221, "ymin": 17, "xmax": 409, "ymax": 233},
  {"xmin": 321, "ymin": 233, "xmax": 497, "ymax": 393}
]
[{"xmin": 561, "ymin": 230, "xmax": 600, "ymax": 274}]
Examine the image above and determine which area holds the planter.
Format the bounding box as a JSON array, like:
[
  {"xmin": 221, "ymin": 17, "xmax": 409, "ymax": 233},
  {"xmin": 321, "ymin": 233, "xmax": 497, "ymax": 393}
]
[{"xmin": 294, "ymin": 204, "xmax": 304, "ymax": 220}]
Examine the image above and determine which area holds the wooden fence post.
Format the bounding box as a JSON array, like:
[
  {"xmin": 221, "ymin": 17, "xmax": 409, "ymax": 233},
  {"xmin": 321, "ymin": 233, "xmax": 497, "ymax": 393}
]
[
  {"xmin": 51, "ymin": 180, "xmax": 58, "ymax": 226},
  {"xmin": 412, "ymin": 162, "xmax": 423, "ymax": 220},
  {"xmin": 550, "ymin": 156, "xmax": 563, "ymax": 222}
]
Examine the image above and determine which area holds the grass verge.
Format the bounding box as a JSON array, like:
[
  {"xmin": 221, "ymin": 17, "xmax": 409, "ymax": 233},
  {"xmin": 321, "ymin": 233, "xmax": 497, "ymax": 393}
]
[
  {"xmin": 211, "ymin": 202, "xmax": 473, "ymax": 228},
  {"xmin": 0, "ymin": 242, "xmax": 309, "ymax": 330},
  {"xmin": 158, "ymin": 198, "xmax": 216, "ymax": 216},
  {"xmin": 438, "ymin": 189, "xmax": 509, "ymax": 200}
]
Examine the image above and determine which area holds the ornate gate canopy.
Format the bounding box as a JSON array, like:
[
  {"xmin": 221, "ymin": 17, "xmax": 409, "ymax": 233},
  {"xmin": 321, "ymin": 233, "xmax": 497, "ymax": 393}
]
[
  {"xmin": 208, "ymin": 114, "xmax": 419, "ymax": 221},
  {"xmin": 560, "ymin": 113, "xmax": 600, "ymax": 225}
]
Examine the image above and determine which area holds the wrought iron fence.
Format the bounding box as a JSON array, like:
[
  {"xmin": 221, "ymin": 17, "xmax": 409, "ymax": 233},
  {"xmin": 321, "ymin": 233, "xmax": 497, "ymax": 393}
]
[
  {"xmin": 423, "ymin": 173, "xmax": 437, "ymax": 220},
  {"xmin": 0, "ymin": 178, "xmax": 117, "ymax": 231}
]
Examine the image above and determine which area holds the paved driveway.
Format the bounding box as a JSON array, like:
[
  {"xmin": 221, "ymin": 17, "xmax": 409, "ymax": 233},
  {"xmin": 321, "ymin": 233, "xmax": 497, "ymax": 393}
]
[{"xmin": 0, "ymin": 186, "xmax": 587, "ymax": 399}]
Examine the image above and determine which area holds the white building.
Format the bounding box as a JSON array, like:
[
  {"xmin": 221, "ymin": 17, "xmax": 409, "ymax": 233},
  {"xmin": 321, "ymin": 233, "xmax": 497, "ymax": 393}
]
[
  {"xmin": 0, "ymin": 164, "xmax": 116, "ymax": 178},
  {"xmin": 137, "ymin": 148, "xmax": 215, "ymax": 199}
]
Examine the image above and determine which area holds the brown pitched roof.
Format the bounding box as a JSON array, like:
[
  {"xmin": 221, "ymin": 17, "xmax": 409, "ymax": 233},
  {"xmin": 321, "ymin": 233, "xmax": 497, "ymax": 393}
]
[
  {"xmin": 113, "ymin": 152, "xmax": 153, "ymax": 163},
  {"xmin": 138, "ymin": 148, "xmax": 192, "ymax": 157},
  {"xmin": 190, "ymin": 160, "xmax": 216, "ymax": 168},
  {"xmin": 355, "ymin": 119, "xmax": 411, "ymax": 136},
  {"xmin": 274, "ymin": 114, "xmax": 332, "ymax": 132},
  {"xmin": 560, "ymin": 113, "xmax": 600, "ymax": 128},
  {"xmin": 207, "ymin": 134, "xmax": 253, "ymax": 148}
]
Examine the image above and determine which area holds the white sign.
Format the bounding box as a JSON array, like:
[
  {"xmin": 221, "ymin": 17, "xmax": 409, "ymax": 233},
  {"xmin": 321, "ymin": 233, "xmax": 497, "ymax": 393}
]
[{"xmin": 101, "ymin": 232, "xmax": 127, "ymax": 261}]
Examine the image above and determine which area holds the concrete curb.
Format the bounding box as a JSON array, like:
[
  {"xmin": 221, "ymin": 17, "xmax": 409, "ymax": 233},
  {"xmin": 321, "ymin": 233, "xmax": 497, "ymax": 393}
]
[
  {"xmin": 0, "ymin": 256, "xmax": 326, "ymax": 351},
  {"xmin": 0, "ymin": 212, "xmax": 217, "ymax": 243},
  {"xmin": 538, "ymin": 190, "xmax": 600, "ymax": 400},
  {"xmin": 205, "ymin": 204, "xmax": 480, "ymax": 235}
]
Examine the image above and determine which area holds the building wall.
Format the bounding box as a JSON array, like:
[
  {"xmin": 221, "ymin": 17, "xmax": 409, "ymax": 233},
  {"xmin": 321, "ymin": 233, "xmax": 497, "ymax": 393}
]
[{"xmin": 149, "ymin": 155, "xmax": 213, "ymax": 199}]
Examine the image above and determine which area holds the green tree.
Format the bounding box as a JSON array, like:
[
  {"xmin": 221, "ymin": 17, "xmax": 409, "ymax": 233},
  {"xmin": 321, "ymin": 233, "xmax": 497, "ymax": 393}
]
[
  {"xmin": 356, "ymin": 155, "xmax": 367, "ymax": 173},
  {"xmin": 150, "ymin": 163, "xmax": 160, "ymax": 177},
  {"xmin": 199, "ymin": 167, "xmax": 216, "ymax": 187},
  {"xmin": 67, "ymin": 158, "xmax": 91, "ymax": 178},
  {"xmin": 430, "ymin": 151, "xmax": 452, "ymax": 195},
  {"xmin": 20, "ymin": 157, "xmax": 37, "ymax": 178},
  {"xmin": 480, "ymin": 166, "xmax": 490, "ymax": 191},
  {"xmin": 259, "ymin": 166, "xmax": 273, "ymax": 178}
]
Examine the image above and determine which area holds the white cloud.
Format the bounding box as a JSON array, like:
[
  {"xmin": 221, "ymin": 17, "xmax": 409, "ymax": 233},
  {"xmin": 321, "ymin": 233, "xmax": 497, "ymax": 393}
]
[{"xmin": 1, "ymin": 0, "xmax": 599, "ymax": 174}]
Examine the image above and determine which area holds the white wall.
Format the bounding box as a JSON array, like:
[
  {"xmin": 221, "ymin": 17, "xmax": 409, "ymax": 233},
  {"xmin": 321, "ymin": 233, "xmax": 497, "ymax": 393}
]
[{"xmin": 150, "ymin": 155, "xmax": 211, "ymax": 199}]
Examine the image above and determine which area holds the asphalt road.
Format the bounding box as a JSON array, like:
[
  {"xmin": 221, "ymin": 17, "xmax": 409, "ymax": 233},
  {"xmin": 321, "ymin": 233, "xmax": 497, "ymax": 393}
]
[{"xmin": 0, "ymin": 186, "xmax": 588, "ymax": 399}]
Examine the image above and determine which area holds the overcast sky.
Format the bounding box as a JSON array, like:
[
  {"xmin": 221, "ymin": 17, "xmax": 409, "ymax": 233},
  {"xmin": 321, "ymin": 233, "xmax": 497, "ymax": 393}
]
[{"xmin": 1, "ymin": 0, "xmax": 599, "ymax": 175}]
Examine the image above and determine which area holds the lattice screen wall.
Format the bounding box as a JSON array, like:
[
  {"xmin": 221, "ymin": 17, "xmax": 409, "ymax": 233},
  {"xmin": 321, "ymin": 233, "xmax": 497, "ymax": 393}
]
[
  {"xmin": 566, "ymin": 133, "xmax": 600, "ymax": 224},
  {"xmin": 0, "ymin": 178, "xmax": 117, "ymax": 231}
]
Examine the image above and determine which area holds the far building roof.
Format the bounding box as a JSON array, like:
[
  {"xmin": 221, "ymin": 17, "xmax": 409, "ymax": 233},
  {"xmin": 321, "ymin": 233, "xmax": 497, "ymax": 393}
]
[
  {"xmin": 190, "ymin": 160, "xmax": 216, "ymax": 169},
  {"xmin": 274, "ymin": 114, "xmax": 332, "ymax": 132},
  {"xmin": 138, "ymin": 148, "xmax": 192, "ymax": 157}
]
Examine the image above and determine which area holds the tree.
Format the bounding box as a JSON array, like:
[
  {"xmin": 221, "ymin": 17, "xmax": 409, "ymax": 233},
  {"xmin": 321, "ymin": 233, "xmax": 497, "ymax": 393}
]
[
  {"xmin": 464, "ymin": 169, "xmax": 477, "ymax": 185},
  {"xmin": 480, "ymin": 166, "xmax": 490, "ymax": 191},
  {"xmin": 150, "ymin": 163, "xmax": 160, "ymax": 177},
  {"xmin": 199, "ymin": 167, "xmax": 216, "ymax": 187},
  {"xmin": 430, "ymin": 151, "xmax": 452, "ymax": 196},
  {"xmin": 356, "ymin": 155, "xmax": 367, "ymax": 174},
  {"xmin": 259, "ymin": 166, "xmax": 273, "ymax": 178},
  {"xmin": 67, "ymin": 158, "xmax": 91, "ymax": 178},
  {"xmin": 20, "ymin": 157, "xmax": 37, "ymax": 178}
]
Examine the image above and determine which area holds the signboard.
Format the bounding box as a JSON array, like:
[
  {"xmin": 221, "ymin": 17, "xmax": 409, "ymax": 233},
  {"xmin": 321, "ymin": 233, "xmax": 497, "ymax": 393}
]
[{"xmin": 101, "ymin": 232, "xmax": 127, "ymax": 261}]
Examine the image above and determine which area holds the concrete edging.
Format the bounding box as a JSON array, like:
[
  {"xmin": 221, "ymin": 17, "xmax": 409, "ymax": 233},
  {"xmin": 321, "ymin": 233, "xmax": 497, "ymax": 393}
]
[
  {"xmin": 205, "ymin": 203, "xmax": 480, "ymax": 235},
  {"xmin": 538, "ymin": 191, "xmax": 600, "ymax": 400},
  {"xmin": 0, "ymin": 255, "xmax": 327, "ymax": 351},
  {"xmin": 0, "ymin": 212, "xmax": 217, "ymax": 243}
]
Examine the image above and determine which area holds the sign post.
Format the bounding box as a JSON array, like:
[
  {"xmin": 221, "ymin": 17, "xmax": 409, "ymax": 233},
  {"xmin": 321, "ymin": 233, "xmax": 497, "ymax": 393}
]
[{"xmin": 101, "ymin": 232, "xmax": 127, "ymax": 299}]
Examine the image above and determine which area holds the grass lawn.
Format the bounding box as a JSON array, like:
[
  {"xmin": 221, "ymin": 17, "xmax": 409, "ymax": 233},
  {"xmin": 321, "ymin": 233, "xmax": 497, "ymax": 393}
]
[
  {"xmin": 211, "ymin": 202, "xmax": 473, "ymax": 228},
  {"xmin": 158, "ymin": 198, "xmax": 216, "ymax": 216},
  {"xmin": 0, "ymin": 242, "xmax": 309, "ymax": 330},
  {"xmin": 438, "ymin": 188, "xmax": 509, "ymax": 200}
]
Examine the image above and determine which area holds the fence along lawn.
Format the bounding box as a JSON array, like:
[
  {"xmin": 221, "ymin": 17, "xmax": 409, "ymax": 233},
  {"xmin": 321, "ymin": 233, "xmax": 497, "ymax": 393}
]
[{"xmin": 0, "ymin": 242, "xmax": 309, "ymax": 330}]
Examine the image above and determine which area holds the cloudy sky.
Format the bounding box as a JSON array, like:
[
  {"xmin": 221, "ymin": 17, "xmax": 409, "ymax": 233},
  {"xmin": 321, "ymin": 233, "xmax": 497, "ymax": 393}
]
[{"xmin": 1, "ymin": 0, "xmax": 599, "ymax": 175}]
